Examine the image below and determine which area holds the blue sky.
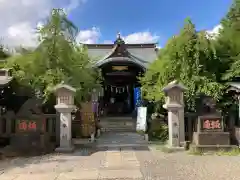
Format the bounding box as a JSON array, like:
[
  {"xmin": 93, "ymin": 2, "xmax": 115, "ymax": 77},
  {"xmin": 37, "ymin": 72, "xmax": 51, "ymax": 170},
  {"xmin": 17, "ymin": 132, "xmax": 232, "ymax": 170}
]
[
  {"xmin": 0, "ymin": 0, "xmax": 233, "ymax": 48},
  {"xmin": 69, "ymin": 0, "xmax": 232, "ymax": 47}
]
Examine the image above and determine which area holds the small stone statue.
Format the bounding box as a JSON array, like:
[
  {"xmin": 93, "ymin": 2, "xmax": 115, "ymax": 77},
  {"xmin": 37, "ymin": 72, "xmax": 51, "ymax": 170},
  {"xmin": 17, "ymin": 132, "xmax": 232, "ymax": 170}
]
[
  {"xmin": 202, "ymin": 96, "xmax": 217, "ymax": 114},
  {"xmin": 197, "ymin": 94, "xmax": 217, "ymax": 115}
]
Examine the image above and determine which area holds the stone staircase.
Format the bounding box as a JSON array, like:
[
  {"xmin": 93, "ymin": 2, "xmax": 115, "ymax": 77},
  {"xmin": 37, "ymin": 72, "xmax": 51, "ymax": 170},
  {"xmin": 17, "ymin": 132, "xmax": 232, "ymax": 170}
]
[{"xmin": 100, "ymin": 116, "xmax": 136, "ymax": 132}]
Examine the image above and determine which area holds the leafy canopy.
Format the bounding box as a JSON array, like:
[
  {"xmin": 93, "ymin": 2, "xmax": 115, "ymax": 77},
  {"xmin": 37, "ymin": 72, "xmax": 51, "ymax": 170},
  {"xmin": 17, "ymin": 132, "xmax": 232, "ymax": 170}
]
[
  {"xmin": 141, "ymin": 19, "xmax": 224, "ymax": 112},
  {"xmin": 218, "ymin": 0, "xmax": 240, "ymax": 80},
  {"xmin": 6, "ymin": 8, "xmax": 100, "ymax": 103}
]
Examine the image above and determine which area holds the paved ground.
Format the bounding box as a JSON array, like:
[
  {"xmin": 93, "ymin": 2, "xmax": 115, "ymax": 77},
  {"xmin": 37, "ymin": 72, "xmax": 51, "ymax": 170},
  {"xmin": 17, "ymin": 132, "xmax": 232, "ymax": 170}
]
[{"xmin": 0, "ymin": 132, "xmax": 240, "ymax": 180}]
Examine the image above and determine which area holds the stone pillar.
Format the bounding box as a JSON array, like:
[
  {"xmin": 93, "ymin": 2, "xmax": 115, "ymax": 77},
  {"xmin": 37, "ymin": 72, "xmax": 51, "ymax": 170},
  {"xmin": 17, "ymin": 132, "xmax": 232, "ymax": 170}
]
[
  {"xmin": 54, "ymin": 83, "xmax": 76, "ymax": 153},
  {"xmin": 163, "ymin": 80, "xmax": 187, "ymax": 147},
  {"xmin": 238, "ymin": 96, "xmax": 240, "ymax": 124}
]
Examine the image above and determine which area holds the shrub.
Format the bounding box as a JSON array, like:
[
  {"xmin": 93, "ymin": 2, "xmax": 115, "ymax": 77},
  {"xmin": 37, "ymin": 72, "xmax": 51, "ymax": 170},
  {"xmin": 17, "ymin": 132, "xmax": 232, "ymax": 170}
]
[{"xmin": 148, "ymin": 121, "xmax": 168, "ymax": 142}]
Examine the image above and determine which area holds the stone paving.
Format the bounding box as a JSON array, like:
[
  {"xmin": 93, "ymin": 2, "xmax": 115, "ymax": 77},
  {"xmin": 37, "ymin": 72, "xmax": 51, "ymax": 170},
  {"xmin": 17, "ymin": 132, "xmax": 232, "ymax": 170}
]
[{"xmin": 0, "ymin": 132, "xmax": 240, "ymax": 179}]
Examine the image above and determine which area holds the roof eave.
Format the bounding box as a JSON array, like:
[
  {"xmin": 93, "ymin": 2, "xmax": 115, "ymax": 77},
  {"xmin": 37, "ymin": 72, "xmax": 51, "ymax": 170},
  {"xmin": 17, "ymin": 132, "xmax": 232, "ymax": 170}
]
[
  {"xmin": 84, "ymin": 43, "xmax": 157, "ymax": 49},
  {"xmin": 93, "ymin": 57, "xmax": 147, "ymax": 70}
]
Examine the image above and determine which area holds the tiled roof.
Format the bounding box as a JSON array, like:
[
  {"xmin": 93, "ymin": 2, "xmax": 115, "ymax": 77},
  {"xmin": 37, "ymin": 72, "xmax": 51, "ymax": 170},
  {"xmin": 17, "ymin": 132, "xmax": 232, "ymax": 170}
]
[
  {"xmin": 94, "ymin": 56, "xmax": 147, "ymax": 69},
  {"xmin": 0, "ymin": 76, "xmax": 12, "ymax": 86},
  {"xmin": 227, "ymin": 82, "xmax": 240, "ymax": 93},
  {"xmin": 86, "ymin": 44, "xmax": 158, "ymax": 67}
]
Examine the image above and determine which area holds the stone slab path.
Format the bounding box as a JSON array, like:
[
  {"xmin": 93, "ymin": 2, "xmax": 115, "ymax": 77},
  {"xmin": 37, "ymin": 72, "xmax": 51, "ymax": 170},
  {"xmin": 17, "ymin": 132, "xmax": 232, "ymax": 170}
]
[
  {"xmin": 0, "ymin": 147, "xmax": 143, "ymax": 180},
  {"xmin": 1, "ymin": 132, "xmax": 240, "ymax": 179}
]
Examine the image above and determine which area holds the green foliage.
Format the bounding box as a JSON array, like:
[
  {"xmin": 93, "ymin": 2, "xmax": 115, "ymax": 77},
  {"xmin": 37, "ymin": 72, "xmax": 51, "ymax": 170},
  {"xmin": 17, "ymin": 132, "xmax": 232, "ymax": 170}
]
[
  {"xmin": 0, "ymin": 44, "xmax": 10, "ymax": 60},
  {"xmin": 136, "ymin": 130, "xmax": 145, "ymax": 135},
  {"xmin": 216, "ymin": 147, "xmax": 240, "ymax": 156},
  {"xmin": 148, "ymin": 122, "xmax": 168, "ymax": 142},
  {"xmin": 218, "ymin": 0, "xmax": 240, "ymax": 81},
  {"xmin": 188, "ymin": 147, "xmax": 204, "ymax": 156},
  {"xmin": 5, "ymin": 8, "xmax": 100, "ymax": 103},
  {"xmin": 0, "ymin": 44, "xmax": 10, "ymax": 68},
  {"xmin": 141, "ymin": 19, "xmax": 224, "ymax": 112}
]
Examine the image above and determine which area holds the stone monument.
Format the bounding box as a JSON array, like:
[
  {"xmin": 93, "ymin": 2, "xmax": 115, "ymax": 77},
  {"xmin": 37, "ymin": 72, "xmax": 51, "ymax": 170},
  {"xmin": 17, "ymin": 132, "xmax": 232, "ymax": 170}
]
[
  {"xmin": 192, "ymin": 95, "xmax": 231, "ymax": 150},
  {"xmin": 54, "ymin": 83, "xmax": 76, "ymax": 153},
  {"xmin": 163, "ymin": 80, "xmax": 186, "ymax": 147}
]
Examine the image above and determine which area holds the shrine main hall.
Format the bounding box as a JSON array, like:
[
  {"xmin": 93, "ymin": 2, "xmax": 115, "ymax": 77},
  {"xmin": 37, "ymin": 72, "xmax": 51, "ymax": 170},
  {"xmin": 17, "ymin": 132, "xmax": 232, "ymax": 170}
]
[{"xmin": 85, "ymin": 34, "xmax": 158, "ymax": 115}]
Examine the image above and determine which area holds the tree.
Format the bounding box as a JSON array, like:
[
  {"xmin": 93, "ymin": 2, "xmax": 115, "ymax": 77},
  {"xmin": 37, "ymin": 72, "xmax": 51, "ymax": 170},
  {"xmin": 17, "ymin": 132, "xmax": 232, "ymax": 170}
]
[
  {"xmin": 6, "ymin": 8, "xmax": 100, "ymax": 103},
  {"xmin": 0, "ymin": 45, "xmax": 9, "ymax": 59},
  {"xmin": 0, "ymin": 44, "xmax": 10, "ymax": 68},
  {"xmin": 218, "ymin": 0, "xmax": 240, "ymax": 80},
  {"xmin": 141, "ymin": 19, "xmax": 224, "ymax": 112}
]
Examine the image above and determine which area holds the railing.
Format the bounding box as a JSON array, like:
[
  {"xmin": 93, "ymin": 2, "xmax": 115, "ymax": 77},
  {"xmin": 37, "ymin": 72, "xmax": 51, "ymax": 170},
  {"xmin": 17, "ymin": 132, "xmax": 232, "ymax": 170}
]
[
  {"xmin": 184, "ymin": 113, "xmax": 197, "ymax": 142},
  {"xmin": 0, "ymin": 112, "xmax": 57, "ymax": 140},
  {"xmin": 44, "ymin": 114, "xmax": 57, "ymax": 136}
]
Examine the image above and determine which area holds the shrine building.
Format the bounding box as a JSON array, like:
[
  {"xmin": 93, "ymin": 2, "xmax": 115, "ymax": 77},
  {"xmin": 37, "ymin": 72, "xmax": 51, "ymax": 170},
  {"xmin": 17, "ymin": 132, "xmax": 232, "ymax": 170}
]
[{"xmin": 85, "ymin": 33, "xmax": 158, "ymax": 115}]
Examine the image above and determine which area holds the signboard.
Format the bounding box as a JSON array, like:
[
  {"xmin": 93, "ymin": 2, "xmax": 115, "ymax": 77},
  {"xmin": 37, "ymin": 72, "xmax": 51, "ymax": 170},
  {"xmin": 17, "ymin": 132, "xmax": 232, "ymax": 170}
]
[
  {"xmin": 136, "ymin": 107, "xmax": 147, "ymax": 132},
  {"xmin": 112, "ymin": 66, "xmax": 128, "ymax": 71},
  {"xmin": 202, "ymin": 119, "xmax": 222, "ymax": 130},
  {"xmin": 15, "ymin": 119, "xmax": 46, "ymax": 133},
  {"xmin": 199, "ymin": 116, "xmax": 223, "ymax": 132},
  {"xmin": 16, "ymin": 119, "xmax": 37, "ymax": 132}
]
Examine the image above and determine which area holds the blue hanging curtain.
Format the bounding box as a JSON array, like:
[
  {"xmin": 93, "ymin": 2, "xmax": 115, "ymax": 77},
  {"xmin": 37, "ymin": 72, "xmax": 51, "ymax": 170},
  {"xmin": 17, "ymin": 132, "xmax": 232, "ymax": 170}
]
[{"xmin": 133, "ymin": 87, "xmax": 141, "ymax": 108}]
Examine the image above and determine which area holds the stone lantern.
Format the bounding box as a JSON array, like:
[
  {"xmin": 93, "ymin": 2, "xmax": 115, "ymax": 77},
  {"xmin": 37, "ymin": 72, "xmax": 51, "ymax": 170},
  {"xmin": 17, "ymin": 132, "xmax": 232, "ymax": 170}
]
[
  {"xmin": 54, "ymin": 83, "xmax": 76, "ymax": 153},
  {"xmin": 163, "ymin": 80, "xmax": 187, "ymax": 147}
]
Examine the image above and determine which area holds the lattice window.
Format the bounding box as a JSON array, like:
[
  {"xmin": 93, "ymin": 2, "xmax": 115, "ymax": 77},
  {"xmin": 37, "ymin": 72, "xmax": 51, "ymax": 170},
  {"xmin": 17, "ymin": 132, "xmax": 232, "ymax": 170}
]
[{"xmin": 59, "ymin": 96, "xmax": 69, "ymax": 104}]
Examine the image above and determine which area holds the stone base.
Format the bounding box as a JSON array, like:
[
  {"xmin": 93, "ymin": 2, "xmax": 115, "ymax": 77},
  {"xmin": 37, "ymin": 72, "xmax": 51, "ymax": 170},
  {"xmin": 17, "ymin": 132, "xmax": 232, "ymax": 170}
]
[
  {"xmin": 97, "ymin": 129, "xmax": 101, "ymax": 137},
  {"xmin": 144, "ymin": 134, "xmax": 149, "ymax": 141},
  {"xmin": 165, "ymin": 146, "xmax": 185, "ymax": 152},
  {"xmin": 193, "ymin": 132, "xmax": 230, "ymax": 145},
  {"xmin": 90, "ymin": 133, "xmax": 95, "ymax": 142},
  {"xmin": 55, "ymin": 145, "xmax": 75, "ymax": 153},
  {"xmin": 191, "ymin": 144, "xmax": 238, "ymax": 152}
]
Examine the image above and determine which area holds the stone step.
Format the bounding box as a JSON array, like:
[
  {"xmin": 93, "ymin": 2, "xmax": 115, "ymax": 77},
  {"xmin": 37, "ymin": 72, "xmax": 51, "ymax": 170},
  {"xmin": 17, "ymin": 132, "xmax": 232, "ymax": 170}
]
[
  {"xmin": 100, "ymin": 116, "xmax": 136, "ymax": 133},
  {"xmin": 100, "ymin": 123, "xmax": 135, "ymax": 126},
  {"xmin": 96, "ymin": 143, "xmax": 147, "ymax": 148},
  {"xmin": 102, "ymin": 129, "xmax": 136, "ymax": 133},
  {"xmin": 101, "ymin": 116, "xmax": 134, "ymax": 121},
  {"xmin": 101, "ymin": 126, "xmax": 135, "ymax": 129},
  {"xmin": 100, "ymin": 121, "xmax": 135, "ymax": 124},
  {"xmin": 101, "ymin": 128, "xmax": 135, "ymax": 131}
]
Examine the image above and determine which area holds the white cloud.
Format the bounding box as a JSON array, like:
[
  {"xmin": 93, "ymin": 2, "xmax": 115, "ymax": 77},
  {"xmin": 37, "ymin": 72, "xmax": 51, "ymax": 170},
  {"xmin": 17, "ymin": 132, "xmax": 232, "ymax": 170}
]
[
  {"xmin": 65, "ymin": 0, "xmax": 87, "ymax": 14},
  {"xmin": 123, "ymin": 31, "xmax": 159, "ymax": 44},
  {"xmin": 101, "ymin": 31, "xmax": 160, "ymax": 44},
  {"xmin": 76, "ymin": 27, "xmax": 100, "ymax": 44},
  {"xmin": 6, "ymin": 22, "xmax": 38, "ymax": 47},
  {"xmin": 206, "ymin": 24, "xmax": 222, "ymax": 39},
  {"xmin": 0, "ymin": 0, "xmax": 159, "ymax": 48},
  {"xmin": 0, "ymin": 0, "xmax": 84, "ymax": 48}
]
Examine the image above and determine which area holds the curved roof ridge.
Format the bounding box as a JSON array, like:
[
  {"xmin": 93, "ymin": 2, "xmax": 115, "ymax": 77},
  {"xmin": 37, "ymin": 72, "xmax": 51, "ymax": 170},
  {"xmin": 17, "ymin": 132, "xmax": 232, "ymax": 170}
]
[
  {"xmin": 94, "ymin": 57, "xmax": 146, "ymax": 69},
  {"xmin": 128, "ymin": 52, "xmax": 148, "ymax": 64},
  {"xmin": 98, "ymin": 44, "xmax": 118, "ymax": 62}
]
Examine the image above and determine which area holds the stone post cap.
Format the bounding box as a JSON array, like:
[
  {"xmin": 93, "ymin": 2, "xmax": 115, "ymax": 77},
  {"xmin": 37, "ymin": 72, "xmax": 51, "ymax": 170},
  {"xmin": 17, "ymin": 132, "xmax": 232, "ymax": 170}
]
[
  {"xmin": 54, "ymin": 104, "xmax": 76, "ymax": 113},
  {"xmin": 54, "ymin": 82, "xmax": 76, "ymax": 93},
  {"xmin": 163, "ymin": 103, "xmax": 183, "ymax": 110},
  {"xmin": 162, "ymin": 80, "xmax": 187, "ymax": 93}
]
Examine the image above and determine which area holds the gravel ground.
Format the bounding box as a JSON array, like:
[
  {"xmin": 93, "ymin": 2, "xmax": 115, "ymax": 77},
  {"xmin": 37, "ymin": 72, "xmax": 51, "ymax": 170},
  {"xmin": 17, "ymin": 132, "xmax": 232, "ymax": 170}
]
[
  {"xmin": 137, "ymin": 147, "xmax": 240, "ymax": 180},
  {"xmin": 1, "ymin": 147, "xmax": 239, "ymax": 180}
]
